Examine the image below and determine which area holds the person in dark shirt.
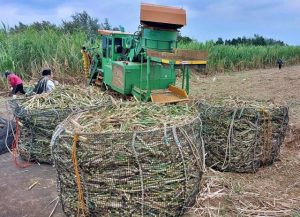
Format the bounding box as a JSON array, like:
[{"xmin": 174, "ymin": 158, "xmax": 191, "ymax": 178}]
[
  {"xmin": 32, "ymin": 68, "xmax": 55, "ymax": 94},
  {"xmin": 277, "ymin": 59, "xmax": 283, "ymax": 70}
]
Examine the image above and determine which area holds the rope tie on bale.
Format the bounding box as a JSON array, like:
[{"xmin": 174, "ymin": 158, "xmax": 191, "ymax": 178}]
[
  {"xmin": 50, "ymin": 125, "xmax": 65, "ymax": 151},
  {"xmin": 163, "ymin": 123, "xmax": 169, "ymax": 145},
  {"xmin": 28, "ymin": 120, "xmax": 34, "ymax": 159},
  {"xmin": 198, "ymin": 117, "xmax": 206, "ymax": 171},
  {"xmin": 222, "ymin": 108, "xmax": 238, "ymax": 170},
  {"xmin": 172, "ymin": 126, "xmax": 188, "ymax": 199},
  {"xmin": 136, "ymin": 135, "xmax": 155, "ymax": 155},
  {"xmin": 252, "ymin": 113, "xmax": 260, "ymax": 172},
  {"xmin": 178, "ymin": 126, "xmax": 204, "ymax": 170},
  {"xmin": 12, "ymin": 117, "xmax": 31, "ymax": 168},
  {"xmin": 260, "ymin": 108, "xmax": 273, "ymax": 165},
  {"xmin": 131, "ymin": 132, "xmax": 144, "ymax": 217},
  {"xmin": 72, "ymin": 133, "xmax": 88, "ymax": 217}
]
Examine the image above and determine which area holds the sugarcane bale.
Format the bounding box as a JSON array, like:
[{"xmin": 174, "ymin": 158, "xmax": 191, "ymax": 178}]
[
  {"xmin": 14, "ymin": 106, "xmax": 74, "ymax": 163},
  {"xmin": 9, "ymin": 86, "xmax": 112, "ymax": 164},
  {"xmin": 51, "ymin": 102, "xmax": 205, "ymax": 216},
  {"xmin": 198, "ymin": 100, "xmax": 289, "ymax": 173}
]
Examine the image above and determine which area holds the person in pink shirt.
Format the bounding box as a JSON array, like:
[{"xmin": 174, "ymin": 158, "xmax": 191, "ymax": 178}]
[{"xmin": 4, "ymin": 71, "xmax": 26, "ymax": 95}]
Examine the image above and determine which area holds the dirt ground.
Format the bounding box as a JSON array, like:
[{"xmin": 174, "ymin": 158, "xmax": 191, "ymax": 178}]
[
  {"xmin": 189, "ymin": 65, "xmax": 300, "ymax": 124},
  {"xmin": 0, "ymin": 153, "xmax": 64, "ymax": 217},
  {"xmin": 0, "ymin": 65, "xmax": 300, "ymax": 217}
]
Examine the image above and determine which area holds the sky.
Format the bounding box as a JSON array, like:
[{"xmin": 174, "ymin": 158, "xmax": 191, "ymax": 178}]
[{"xmin": 0, "ymin": 0, "xmax": 299, "ymax": 45}]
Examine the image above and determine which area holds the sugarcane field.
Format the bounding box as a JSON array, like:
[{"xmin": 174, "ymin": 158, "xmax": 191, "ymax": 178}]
[{"xmin": 0, "ymin": 1, "xmax": 300, "ymax": 217}]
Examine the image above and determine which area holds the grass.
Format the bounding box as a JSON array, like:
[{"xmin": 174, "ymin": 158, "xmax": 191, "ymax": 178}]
[
  {"xmin": 0, "ymin": 28, "xmax": 87, "ymax": 80},
  {"xmin": 178, "ymin": 41, "xmax": 300, "ymax": 73},
  {"xmin": 1, "ymin": 29, "xmax": 300, "ymax": 81}
]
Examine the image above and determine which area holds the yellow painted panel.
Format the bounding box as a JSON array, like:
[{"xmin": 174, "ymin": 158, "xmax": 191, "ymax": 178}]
[{"xmin": 161, "ymin": 59, "xmax": 207, "ymax": 65}]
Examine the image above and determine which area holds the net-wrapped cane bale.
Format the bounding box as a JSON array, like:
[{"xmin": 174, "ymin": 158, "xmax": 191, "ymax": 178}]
[
  {"xmin": 198, "ymin": 101, "xmax": 289, "ymax": 173},
  {"xmin": 51, "ymin": 103, "xmax": 205, "ymax": 216},
  {"xmin": 9, "ymin": 86, "xmax": 111, "ymax": 164}
]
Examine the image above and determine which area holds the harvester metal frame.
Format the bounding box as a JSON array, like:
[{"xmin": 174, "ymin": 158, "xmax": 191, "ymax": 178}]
[{"xmin": 82, "ymin": 3, "xmax": 208, "ymax": 103}]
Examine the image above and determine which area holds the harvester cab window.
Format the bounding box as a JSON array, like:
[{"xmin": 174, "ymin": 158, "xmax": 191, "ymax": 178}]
[
  {"xmin": 114, "ymin": 38, "xmax": 123, "ymax": 54},
  {"xmin": 102, "ymin": 37, "xmax": 107, "ymax": 57},
  {"xmin": 108, "ymin": 38, "xmax": 112, "ymax": 58}
]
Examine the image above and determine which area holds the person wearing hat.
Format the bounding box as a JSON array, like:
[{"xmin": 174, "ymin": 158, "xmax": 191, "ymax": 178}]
[
  {"xmin": 32, "ymin": 68, "xmax": 56, "ymax": 94},
  {"xmin": 4, "ymin": 71, "xmax": 26, "ymax": 97}
]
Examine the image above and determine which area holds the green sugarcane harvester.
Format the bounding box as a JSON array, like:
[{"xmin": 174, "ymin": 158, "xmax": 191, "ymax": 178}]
[{"xmin": 82, "ymin": 3, "xmax": 208, "ymax": 103}]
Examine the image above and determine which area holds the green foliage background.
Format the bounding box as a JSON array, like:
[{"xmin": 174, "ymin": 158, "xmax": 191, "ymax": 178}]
[
  {"xmin": 178, "ymin": 41, "xmax": 300, "ymax": 73},
  {"xmin": 0, "ymin": 11, "xmax": 300, "ymax": 85},
  {"xmin": 0, "ymin": 29, "xmax": 86, "ymax": 79}
]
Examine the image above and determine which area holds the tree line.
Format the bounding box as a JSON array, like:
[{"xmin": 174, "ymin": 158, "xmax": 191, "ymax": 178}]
[
  {"xmin": 1, "ymin": 11, "xmax": 121, "ymax": 36},
  {"xmin": 215, "ymin": 34, "xmax": 285, "ymax": 46},
  {"xmin": 177, "ymin": 34, "xmax": 286, "ymax": 46}
]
